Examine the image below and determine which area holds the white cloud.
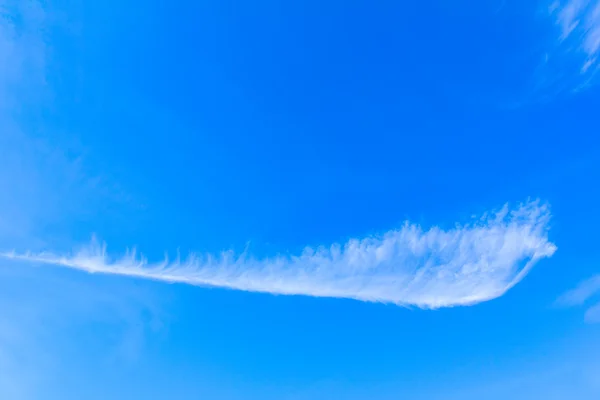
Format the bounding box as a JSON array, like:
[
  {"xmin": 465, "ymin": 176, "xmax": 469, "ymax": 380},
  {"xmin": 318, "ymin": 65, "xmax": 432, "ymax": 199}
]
[
  {"xmin": 556, "ymin": 274, "xmax": 600, "ymax": 306},
  {"xmin": 557, "ymin": 274, "xmax": 600, "ymax": 323},
  {"xmin": 551, "ymin": 0, "xmax": 600, "ymax": 77},
  {"xmin": 1, "ymin": 200, "xmax": 556, "ymax": 308}
]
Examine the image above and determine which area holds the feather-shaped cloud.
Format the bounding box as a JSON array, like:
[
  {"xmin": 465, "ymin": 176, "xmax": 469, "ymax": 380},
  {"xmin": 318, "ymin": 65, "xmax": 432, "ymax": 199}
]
[{"xmin": 1, "ymin": 200, "xmax": 556, "ymax": 308}]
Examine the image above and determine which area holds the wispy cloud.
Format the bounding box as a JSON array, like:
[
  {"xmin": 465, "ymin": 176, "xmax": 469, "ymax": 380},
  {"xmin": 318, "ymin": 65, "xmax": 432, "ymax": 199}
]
[
  {"xmin": 0, "ymin": 0, "xmax": 59, "ymax": 248},
  {"xmin": 0, "ymin": 0, "xmax": 132, "ymax": 252},
  {"xmin": 557, "ymin": 274, "xmax": 600, "ymax": 323},
  {"xmin": 1, "ymin": 200, "xmax": 556, "ymax": 308},
  {"xmin": 556, "ymin": 274, "xmax": 600, "ymax": 306},
  {"xmin": 522, "ymin": 1, "xmax": 600, "ymax": 101},
  {"xmin": 0, "ymin": 260, "xmax": 166, "ymax": 399},
  {"xmin": 546, "ymin": 0, "xmax": 600, "ymax": 87}
]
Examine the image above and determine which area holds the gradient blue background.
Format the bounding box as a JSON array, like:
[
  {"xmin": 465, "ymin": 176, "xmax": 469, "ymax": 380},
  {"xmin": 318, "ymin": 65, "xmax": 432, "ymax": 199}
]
[{"xmin": 1, "ymin": 0, "xmax": 600, "ymax": 399}]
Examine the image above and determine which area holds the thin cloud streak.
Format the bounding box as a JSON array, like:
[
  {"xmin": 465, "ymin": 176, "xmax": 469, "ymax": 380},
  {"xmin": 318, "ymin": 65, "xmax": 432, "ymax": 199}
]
[
  {"xmin": 1, "ymin": 201, "xmax": 556, "ymax": 308},
  {"xmin": 557, "ymin": 274, "xmax": 600, "ymax": 323},
  {"xmin": 556, "ymin": 274, "xmax": 600, "ymax": 306}
]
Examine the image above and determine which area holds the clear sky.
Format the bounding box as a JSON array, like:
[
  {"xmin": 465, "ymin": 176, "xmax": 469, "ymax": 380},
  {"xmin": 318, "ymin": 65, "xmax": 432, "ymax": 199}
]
[{"xmin": 1, "ymin": 0, "xmax": 600, "ymax": 399}]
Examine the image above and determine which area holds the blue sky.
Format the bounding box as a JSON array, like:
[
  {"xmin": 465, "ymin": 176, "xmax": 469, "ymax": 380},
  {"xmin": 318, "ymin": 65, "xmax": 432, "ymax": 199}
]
[{"xmin": 1, "ymin": 0, "xmax": 600, "ymax": 398}]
